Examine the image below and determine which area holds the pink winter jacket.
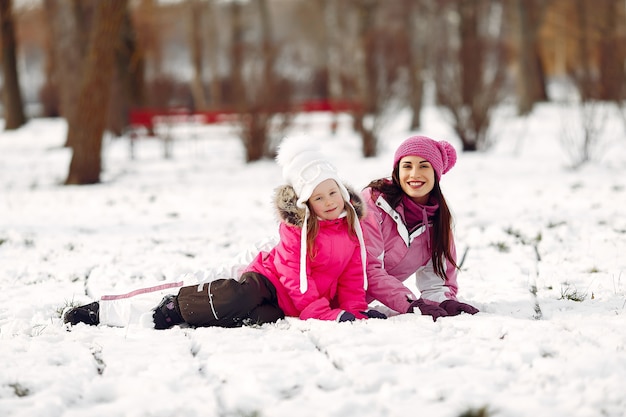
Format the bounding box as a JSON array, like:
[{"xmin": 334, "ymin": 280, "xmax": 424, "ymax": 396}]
[
  {"xmin": 361, "ymin": 187, "xmax": 459, "ymax": 313},
  {"xmin": 245, "ymin": 184, "xmax": 368, "ymax": 321}
]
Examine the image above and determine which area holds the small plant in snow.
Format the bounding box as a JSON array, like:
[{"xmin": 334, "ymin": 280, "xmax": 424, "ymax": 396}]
[
  {"xmin": 56, "ymin": 299, "xmax": 80, "ymax": 318},
  {"xmin": 458, "ymin": 405, "xmax": 493, "ymax": 417},
  {"xmin": 9, "ymin": 382, "xmax": 30, "ymax": 397},
  {"xmin": 490, "ymin": 241, "xmax": 509, "ymax": 253},
  {"xmin": 559, "ymin": 283, "xmax": 587, "ymax": 302}
]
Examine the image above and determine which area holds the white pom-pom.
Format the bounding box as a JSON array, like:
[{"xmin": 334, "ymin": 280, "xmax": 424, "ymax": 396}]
[{"xmin": 276, "ymin": 135, "xmax": 320, "ymax": 168}]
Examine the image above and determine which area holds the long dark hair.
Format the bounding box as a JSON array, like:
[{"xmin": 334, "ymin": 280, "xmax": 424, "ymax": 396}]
[{"xmin": 366, "ymin": 165, "xmax": 457, "ymax": 279}]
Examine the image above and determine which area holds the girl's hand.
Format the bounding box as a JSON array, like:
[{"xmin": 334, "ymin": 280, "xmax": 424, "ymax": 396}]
[
  {"xmin": 361, "ymin": 309, "xmax": 387, "ymax": 319},
  {"xmin": 338, "ymin": 311, "xmax": 356, "ymax": 322}
]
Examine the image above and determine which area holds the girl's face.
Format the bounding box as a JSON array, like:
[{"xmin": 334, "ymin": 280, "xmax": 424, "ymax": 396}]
[
  {"xmin": 398, "ymin": 156, "xmax": 435, "ymax": 204},
  {"xmin": 308, "ymin": 179, "xmax": 346, "ymax": 220}
]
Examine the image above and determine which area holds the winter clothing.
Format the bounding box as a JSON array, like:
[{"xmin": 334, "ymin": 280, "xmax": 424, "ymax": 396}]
[
  {"xmin": 153, "ymin": 295, "xmax": 184, "ymax": 329},
  {"xmin": 339, "ymin": 312, "xmax": 356, "ymax": 322},
  {"xmin": 393, "ymin": 136, "xmax": 457, "ymax": 180},
  {"xmin": 277, "ymin": 138, "xmax": 351, "ymax": 209},
  {"xmin": 440, "ymin": 299, "xmax": 480, "ymax": 316},
  {"xmin": 408, "ymin": 299, "xmax": 447, "ymax": 322},
  {"xmin": 362, "ymin": 309, "xmax": 388, "ymax": 319},
  {"xmin": 244, "ymin": 183, "xmax": 369, "ymax": 321},
  {"xmin": 361, "ymin": 135, "xmax": 478, "ymax": 319},
  {"xmin": 276, "ymin": 137, "xmax": 367, "ymax": 293},
  {"xmin": 361, "ymin": 186, "xmax": 460, "ymax": 313},
  {"xmin": 175, "ymin": 272, "xmax": 283, "ymax": 328}
]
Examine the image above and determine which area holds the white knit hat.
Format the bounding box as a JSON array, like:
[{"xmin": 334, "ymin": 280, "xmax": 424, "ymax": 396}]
[
  {"xmin": 276, "ymin": 138, "xmax": 350, "ymax": 208},
  {"xmin": 276, "ymin": 137, "xmax": 368, "ymax": 293}
]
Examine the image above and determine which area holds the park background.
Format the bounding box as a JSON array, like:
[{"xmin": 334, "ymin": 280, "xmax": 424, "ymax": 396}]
[{"xmin": 1, "ymin": 1, "xmax": 626, "ymax": 416}]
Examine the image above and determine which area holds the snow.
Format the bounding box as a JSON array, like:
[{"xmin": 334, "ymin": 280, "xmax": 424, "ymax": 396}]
[{"xmin": 1, "ymin": 104, "xmax": 625, "ymax": 417}]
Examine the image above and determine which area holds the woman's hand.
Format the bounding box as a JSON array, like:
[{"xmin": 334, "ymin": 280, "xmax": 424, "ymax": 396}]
[
  {"xmin": 407, "ymin": 299, "xmax": 448, "ymax": 321},
  {"xmin": 439, "ymin": 300, "xmax": 479, "ymax": 316}
]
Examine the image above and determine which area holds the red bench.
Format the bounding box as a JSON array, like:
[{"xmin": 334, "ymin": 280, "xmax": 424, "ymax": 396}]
[
  {"xmin": 127, "ymin": 100, "xmax": 363, "ymax": 135},
  {"xmin": 125, "ymin": 100, "xmax": 362, "ymax": 158}
]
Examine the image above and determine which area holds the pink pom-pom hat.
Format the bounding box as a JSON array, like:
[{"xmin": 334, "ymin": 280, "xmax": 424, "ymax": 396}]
[{"xmin": 393, "ymin": 135, "xmax": 457, "ymax": 180}]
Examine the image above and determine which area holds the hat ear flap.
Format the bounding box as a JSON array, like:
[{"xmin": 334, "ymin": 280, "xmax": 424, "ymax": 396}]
[{"xmin": 439, "ymin": 141, "xmax": 457, "ymax": 175}]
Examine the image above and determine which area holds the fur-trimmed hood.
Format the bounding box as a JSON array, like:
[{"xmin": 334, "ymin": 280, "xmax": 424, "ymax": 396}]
[{"xmin": 274, "ymin": 183, "xmax": 365, "ymax": 227}]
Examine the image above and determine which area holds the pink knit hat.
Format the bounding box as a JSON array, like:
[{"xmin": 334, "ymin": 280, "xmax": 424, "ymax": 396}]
[{"xmin": 393, "ymin": 136, "xmax": 457, "ymax": 180}]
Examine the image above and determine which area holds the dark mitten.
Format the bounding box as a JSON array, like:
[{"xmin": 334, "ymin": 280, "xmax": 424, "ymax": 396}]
[
  {"xmin": 338, "ymin": 311, "xmax": 356, "ymax": 322},
  {"xmin": 407, "ymin": 299, "xmax": 448, "ymax": 321},
  {"xmin": 439, "ymin": 300, "xmax": 479, "ymax": 316},
  {"xmin": 361, "ymin": 309, "xmax": 387, "ymax": 319},
  {"xmin": 153, "ymin": 295, "xmax": 184, "ymax": 330}
]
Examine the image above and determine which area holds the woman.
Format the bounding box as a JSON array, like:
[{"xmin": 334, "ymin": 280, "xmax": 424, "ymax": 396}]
[{"xmin": 361, "ymin": 135, "xmax": 479, "ymax": 321}]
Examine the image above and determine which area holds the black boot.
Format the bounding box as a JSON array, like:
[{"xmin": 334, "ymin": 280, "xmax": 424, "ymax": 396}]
[
  {"xmin": 153, "ymin": 295, "xmax": 184, "ymax": 330},
  {"xmin": 64, "ymin": 301, "xmax": 100, "ymax": 326}
]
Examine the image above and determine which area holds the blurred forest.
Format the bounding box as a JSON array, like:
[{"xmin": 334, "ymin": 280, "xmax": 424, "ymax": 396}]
[{"xmin": 1, "ymin": 0, "xmax": 625, "ymax": 184}]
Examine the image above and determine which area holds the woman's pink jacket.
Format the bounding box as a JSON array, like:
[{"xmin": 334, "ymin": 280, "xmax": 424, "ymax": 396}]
[{"xmin": 361, "ymin": 187, "xmax": 459, "ymax": 313}]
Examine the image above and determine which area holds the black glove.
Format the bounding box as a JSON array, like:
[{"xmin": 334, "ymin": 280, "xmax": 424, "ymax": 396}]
[
  {"xmin": 407, "ymin": 299, "xmax": 448, "ymax": 322},
  {"xmin": 361, "ymin": 309, "xmax": 387, "ymax": 319},
  {"xmin": 439, "ymin": 300, "xmax": 479, "ymax": 316},
  {"xmin": 338, "ymin": 311, "xmax": 356, "ymax": 322}
]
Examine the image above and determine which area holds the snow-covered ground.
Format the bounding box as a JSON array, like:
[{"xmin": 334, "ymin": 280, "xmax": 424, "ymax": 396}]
[{"xmin": 1, "ymin": 104, "xmax": 625, "ymax": 417}]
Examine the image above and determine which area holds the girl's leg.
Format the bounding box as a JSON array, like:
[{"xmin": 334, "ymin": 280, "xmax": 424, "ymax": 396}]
[
  {"xmin": 245, "ymin": 303, "xmax": 285, "ymax": 326},
  {"xmin": 175, "ymin": 272, "xmax": 281, "ymax": 328},
  {"xmin": 64, "ymin": 281, "xmax": 184, "ymax": 327}
]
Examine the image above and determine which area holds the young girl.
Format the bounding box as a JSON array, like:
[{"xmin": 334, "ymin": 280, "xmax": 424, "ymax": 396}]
[
  {"xmin": 64, "ymin": 139, "xmax": 385, "ymax": 329},
  {"xmin": 361, "ymin": 135, "xmax": 479, "ymax": 321}
]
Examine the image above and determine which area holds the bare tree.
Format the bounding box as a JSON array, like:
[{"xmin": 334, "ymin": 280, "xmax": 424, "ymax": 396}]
[
  {"xmin": 228, "ymin": 0, "xmax": 293, "ymax": 162},
  {"xmin": 108, "ymin": 6, "xmax": 146, "ymax": 135},
  {"xmin": 65, "ymin": 0, "xmax": 128, "ymax": 185},
  {"xmin": 0, "ymin": 0, "xmax": 27, "ymax": 130},
  {"xmin": 433, "ymin": 0, "xmax": 509, "ymax": 151},
  {"xmin": 188, "ymin": 0, "xmax": 207, "ymax": 110},
  {"xmin": 402, "ymin": 0, "xmax": 423, "ymax": 130},
  {"xmin": 597, "ymin": 0, "xmax": 625, "ymax": 102},
  {"xmin": 43, "ymin": 0, "xmax": 83, "ymax": 133},
  {"xmin": 205, "ymin": 0, "xmax": 222, "ymax": 109},
  {"xmin": 352, "ymin": 0, "xmax": 379, "ymax": 157},
  {"xmin": 511, "ymin": 0, "xmax": 548, "ymax": 115}
]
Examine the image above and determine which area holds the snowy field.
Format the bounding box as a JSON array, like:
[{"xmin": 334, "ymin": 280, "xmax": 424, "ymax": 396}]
[{"xmin": 1, "ymin": 104, "xmax": 625, "ymax": 417}]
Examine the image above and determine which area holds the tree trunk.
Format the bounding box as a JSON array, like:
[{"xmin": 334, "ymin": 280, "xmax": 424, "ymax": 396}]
[
  {"xmin": 458, "ymin": 0, "xmax": 482, "ymax": 106},
  {"xmin": 43, "ymin": 0, "xmax": 83, "ymax": 134},
  {"xmin": 575, "ymin": 0, "xmax": 594, "ymax": 100},
  {"xmin": 0, "ymin": 0, "xmax": 27, "ymax": 130},
  {"xmin": 403, "ymin": 0, "xmax": 424, "ymax": 130},
  {"xmin": 354, "ymin": 0, "xmax": 378, "ymax": 158},
  {"xmin": 206, "ymin": 0, "xmax": 222, "ymax": 109},
  {"xmin": 230, "ymin": 1, "xmax": 245, "ymax": 112},
  {"xmin": 514, "ymin": 0, "xmax": 547, "ymax": 115},
  {"xmin": 109, "ymin": 7, "xmax": 146, "ymax": 135},
  {"xmin": 598, "ymin": 0, "xmax": 624, "ymax": 102},
  {"xmin": 188, "ymin": 0, "xmax": 207, "ymax": 110},
  {"xmin": 65, "ymin": 0, "xmax": 128, "ymax": 185}
]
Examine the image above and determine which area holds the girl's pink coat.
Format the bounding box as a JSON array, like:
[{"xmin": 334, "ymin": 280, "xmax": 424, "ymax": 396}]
[{"xmin": 246, "ymin": 219, "xmax": 368, "ymax": 321}]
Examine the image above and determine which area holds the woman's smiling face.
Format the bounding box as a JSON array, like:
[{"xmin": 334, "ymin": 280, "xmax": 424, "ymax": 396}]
[{"xmin": 397, "ymin": 156, "xmax": 435, "ymax": 204}]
